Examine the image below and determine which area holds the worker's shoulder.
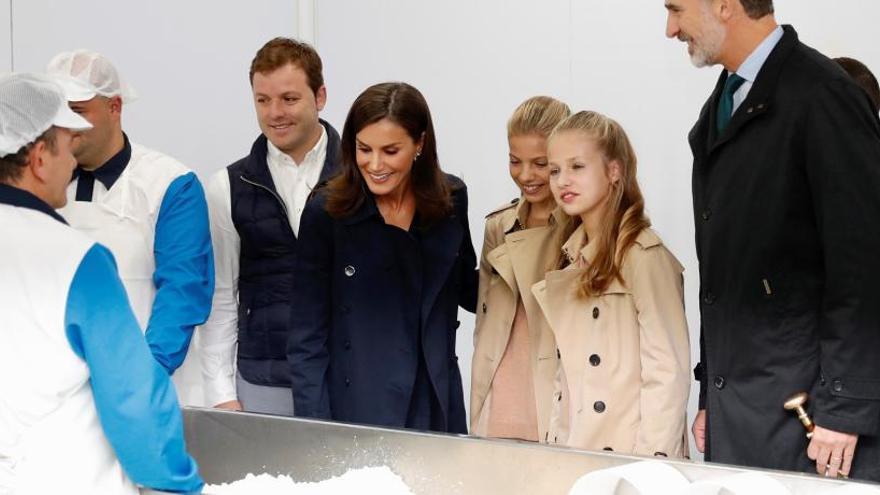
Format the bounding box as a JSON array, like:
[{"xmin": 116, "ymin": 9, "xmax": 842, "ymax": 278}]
[{"xmin": 129, "ymin": 142, "xmax": 193, "ymax": 180}]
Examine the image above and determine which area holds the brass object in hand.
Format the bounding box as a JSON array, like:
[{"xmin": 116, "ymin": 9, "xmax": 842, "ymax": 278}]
[{"xmin": 783, "ymin": 392, "xmax": 815, "ymax": 439}]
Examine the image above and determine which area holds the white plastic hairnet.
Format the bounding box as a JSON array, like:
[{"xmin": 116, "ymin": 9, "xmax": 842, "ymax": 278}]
[
  {"xmin": 46, "ymin": 49, "xmax": 138, "ymax": 103},
  {"xmin": 0, "ymin": 73, "xmax": 93, "ymax": 158}
]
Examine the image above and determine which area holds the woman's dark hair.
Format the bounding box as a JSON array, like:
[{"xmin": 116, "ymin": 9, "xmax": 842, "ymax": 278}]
[
  {"xmin": 324, "ymin": 82, "xmax": 452, "ymax": 223},
  {"xmin": 835, "ymin": 57, "xmax": 880, "ymax": 114}
]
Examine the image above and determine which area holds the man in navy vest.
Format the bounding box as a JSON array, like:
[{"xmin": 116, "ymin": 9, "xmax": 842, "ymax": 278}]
[{"xmin": 203, "ymin": 37, "xmax": 341, "ymax": 414}]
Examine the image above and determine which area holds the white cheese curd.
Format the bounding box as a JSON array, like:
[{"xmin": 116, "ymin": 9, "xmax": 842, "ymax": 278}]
[{"xmin": 204, "ymin": 465, "xmax": 414, "ymax": 494}]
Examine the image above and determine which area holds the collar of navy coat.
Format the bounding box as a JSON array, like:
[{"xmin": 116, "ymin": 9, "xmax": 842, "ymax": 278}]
[
  {"xmin": 0, "ymin": 183, "xmax": 68, "ymax": 224},
  {"xmin": 71, "ymin": 133, "xmax": 132, "ymax": 191},
  {"xmin": 339, "ymin": 175, "xmax": 467, "ymax": 329},
  {"xmin": 693, "ymin": 25, "xmax": 800, "ymax": 157}
]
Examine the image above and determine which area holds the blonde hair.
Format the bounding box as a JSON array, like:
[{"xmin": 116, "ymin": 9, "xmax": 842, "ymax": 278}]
[
  {"xmin": 507, "ymin": 96, "xmax": 571, "ymax": 138},
  {"xmin": 551, "ymin": 110, "xmax": 651, "ymax": 297}
]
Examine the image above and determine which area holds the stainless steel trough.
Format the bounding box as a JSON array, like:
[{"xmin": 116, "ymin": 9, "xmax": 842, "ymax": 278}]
[{"xmin": 182, "ymin": 408, "xmax": 876, "ymax": 494}]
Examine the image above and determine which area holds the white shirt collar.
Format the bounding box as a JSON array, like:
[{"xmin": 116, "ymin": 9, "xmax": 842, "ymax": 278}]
[
  {"xmin": 266, "ymin": 125, "xmax": 328, "ymax": 168},
  {"xmin": 733, "ymin": 25, "xmax": 784, "ymax": 83}
]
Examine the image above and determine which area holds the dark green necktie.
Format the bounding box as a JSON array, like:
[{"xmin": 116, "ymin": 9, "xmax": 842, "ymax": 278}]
[{"xmin": 717, "ymin": 73, "xmax": 746, "ymax": 134}]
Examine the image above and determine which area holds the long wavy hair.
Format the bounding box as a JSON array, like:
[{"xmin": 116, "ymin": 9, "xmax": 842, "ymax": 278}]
[
  {"xmin": 324, "ymin": 82, "xmax": 452, "ymax": 223},
  {"xmin": 551, "ymin": 111, "xmax": 651, "ymax": 297}
]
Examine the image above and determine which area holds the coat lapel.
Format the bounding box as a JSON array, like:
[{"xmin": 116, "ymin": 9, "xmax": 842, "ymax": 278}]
[
  {"xmin": 420, "ymin": 214, "xmax": 464, "ymax": 329},
  {"xmin": 486, "ymin": 243, "xmax": 517, "ymax": 292},
  {"xmin": 708, "ymin": 25, "xmax": 800, "ymax": 155}
]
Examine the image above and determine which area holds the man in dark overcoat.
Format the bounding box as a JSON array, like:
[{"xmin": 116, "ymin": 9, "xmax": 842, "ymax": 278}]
[{"xmin": 665, "ymin": 0, "xmax": 880, "ymax": 480}]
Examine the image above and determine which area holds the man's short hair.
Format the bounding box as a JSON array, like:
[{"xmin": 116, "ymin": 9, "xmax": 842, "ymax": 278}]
[
  {"xmin": 835, "ymin": 57, "xmax": 880, "ymax": 114},
  {"xmin": 0, "ymin": 128, "xmax": 58, "ymax": 184},
  {"xmin": 740, "ymin": 0, "xmax": 774, "ymax": 19},
  {"xmin": 249, "ymin": 37, "xmax": 324, "ymax": 96}
]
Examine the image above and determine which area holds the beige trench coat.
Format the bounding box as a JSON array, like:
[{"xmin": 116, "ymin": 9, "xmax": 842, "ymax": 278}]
[
  {"xmin": 532, "ymin": 227, "xmax": 690, "ymax": 457},
  {"xmin": 470, "ymin": 199, "xmax": 567, "ymax": 441}
]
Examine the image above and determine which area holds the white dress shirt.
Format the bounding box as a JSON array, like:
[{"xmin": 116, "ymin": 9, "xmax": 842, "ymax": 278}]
[
  {"xmin": 731, "ymin": 25, "xmax": 784, "ymax": 114},
  {"xmin": 201, "ymin": 128, "xmax": 328, "ymax": 406}
]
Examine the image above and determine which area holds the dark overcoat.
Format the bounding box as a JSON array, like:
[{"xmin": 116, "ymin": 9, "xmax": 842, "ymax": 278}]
[
  {"xmin": 288, "ymin": 174, "xmax": 477, "ymax": 433},
  {"xmin": 690, "ymin": 26, "xmax": 880, "ymax": 480}
]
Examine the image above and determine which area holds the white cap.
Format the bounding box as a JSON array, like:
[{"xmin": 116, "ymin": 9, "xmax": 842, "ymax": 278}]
[
  {"xmin": 0, "ymin": 73, "xmax": 93, "ymax": 158},
  {"xmin": 46, "ymin": 49, "xmax": 138, "ymax": 103}
]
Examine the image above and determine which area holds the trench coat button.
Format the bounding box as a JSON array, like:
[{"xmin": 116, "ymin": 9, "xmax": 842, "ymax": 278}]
[
  {"xmin": 557, "ymin": 348, "xmax": 561, "ymax": 359},
  {"xmin": 589, "ymin": 354, "xmax": 601, "ymax": 367},
  {"xmin": 482, "ymin": 302, "xmax": 487, "ymax": 314},
  {"xmin": 344, "ymin": 340, "xmax": 351, "ymax": 350},
  {"xmin": 592, "ymin": 307, "xmax": 600, "ymax": 319},
  {"xmin": 701, "ymin": 209, "xmax": 712, "ymax": 221},
  {"xmin": 654, "ymin": 452, "xmax": 668, "ymax": 457},
  {"xmin": 747, "ymin": 107, "xmax": 754, "ymax": 114},
  {"xmin": 557, "ymin": 392, "xmax": 563, "ymax": 402},
  {"xmin": 603, "ymin": 447, "xmax": 614, "ymax": 451},
  {"xmin": 344, "ymin": 265, "xmax": 356, "ymax": 277},
  {"xmin": 345, "ymin": 377, "xmax": 351, "ymax": 386},
  {"xmin": 246, "ymin": 308, "xmax": 251, "ymax": 316},
  {"xmin": 593, "ymin": 401, "xmax": 606, "ymax": 413},
  {"xmin": 703, "ymin": 292, "xmax": 716, "ymax": 305},
  {"xmin": 714, "ymin": 375, "xmax": 726, "ymax": 390},
  {"xmin": 832, "ymin": 379, "xmax": 843, "ymax": 393}
]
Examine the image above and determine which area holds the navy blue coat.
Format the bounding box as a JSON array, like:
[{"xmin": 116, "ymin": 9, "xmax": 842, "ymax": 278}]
[{"xmin": 288, "ymin": 174, "xmax": 478, "ymax": 433}]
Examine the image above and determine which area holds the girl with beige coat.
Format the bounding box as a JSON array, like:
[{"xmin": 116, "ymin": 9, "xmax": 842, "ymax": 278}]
[
  {"xmin": 533, "ymin": 111, "xmax": 690, "ymax": 457},
  {"xmin": 470, "ymin": 96, "xmax": 570, "ymax": 442}
]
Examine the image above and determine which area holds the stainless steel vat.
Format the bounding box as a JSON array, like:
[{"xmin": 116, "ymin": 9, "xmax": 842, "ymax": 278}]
[{"xmin": 182, "ymin": 408, "xmax": 876, "ymax": 494}]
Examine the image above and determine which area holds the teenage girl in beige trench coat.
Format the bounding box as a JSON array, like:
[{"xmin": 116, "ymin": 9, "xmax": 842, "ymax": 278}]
[
  {"xmin": 470, "ymin": 97, "xmax": 571, "ymax": 442},
  {"xmin": 533, "ymin": 111, "xmax": 691, "ymax": 457}
]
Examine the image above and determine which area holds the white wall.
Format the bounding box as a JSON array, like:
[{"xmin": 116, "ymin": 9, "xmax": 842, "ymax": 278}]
[
  {"xmin": 9, "ymin": 0, "xmax": 300, "ymax": 175},
  {"xmin": 0, "ymin": 0, "xmax": 10, "ymax": 72},
  {"xmin": 7, "ymin": 0, "xmax": 879, "ymax": 460}
]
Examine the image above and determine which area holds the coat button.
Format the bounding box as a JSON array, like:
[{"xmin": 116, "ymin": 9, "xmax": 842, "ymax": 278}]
[
  {"xmin": 344, "ymin": 340, "xmax": 351, "ymax": 350},
  {"xmin": 593, "ymin": 401, "xmax": 606, "ymax": 413},
  {"xmin": 556, "ymin": 348, "xmax": 561, "ymax": 359},
  {"xmin": 345, "ymin": 377, "xmax": 351, "ymax": 386},
  {"xmin": 654, "ymin": 452, "xmax": 668, "ymax": 457},
  {"xmin": 714, "ymin": 375, "xmax": 726, "ymax": 390},
  {"xmin": 832, "ymin": 379, "xmax": 843, "ymax": 393},
  {"xmin": 703, "ymin": 292, "xmax": 716, "ymax": 305},
  {"xmin": 603, "ymin": 447, "xmax": 614, "ymax": 451},
  {"xmin": 482, "ymin": 302, "xmax": 487, "ymax": 314},
  {"xmin": 592, "ymin": 307, "xmax": 600, "ymax": 319},
  {"xmin": 557, "ymin": 392, "xmax": 563, "ymax": 402},
  {"xmin": 589, "ymin": 354, "xmax": 601, "ymax": 367},
  {"xmin": 344, "ymin": 265, "xmax": 356, "ymax": 277},
  {"xmin": 701, "ymin": 209, "xmax": 712, "ymax": 221}
]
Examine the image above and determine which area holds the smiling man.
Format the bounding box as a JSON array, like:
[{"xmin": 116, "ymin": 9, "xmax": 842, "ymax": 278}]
[
  {"xmin": 665, "ymin": 0, "xmax": 880, "ymax": 481},
  {"xmin": 48, "ymin": 50, "xmax": 214, "ymax": 408},
  {"xmin": 202, "ymin": 37, "xmax": 341, "ymax": 415}
]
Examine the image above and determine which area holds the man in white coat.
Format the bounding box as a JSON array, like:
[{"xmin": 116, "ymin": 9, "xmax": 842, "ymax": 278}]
[
  {"xmin": 0, "ymin": 73, "xmax": 202, "ymax": 495},
  {"xmin": 47, "ymin": 50, "xmax": 214, "ymax": 406}
]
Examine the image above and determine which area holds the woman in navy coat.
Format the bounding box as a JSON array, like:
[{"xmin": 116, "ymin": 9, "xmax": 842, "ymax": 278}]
[{"xmin": 288, "ymin": 82, "xmax": 478, "ymax": 433}]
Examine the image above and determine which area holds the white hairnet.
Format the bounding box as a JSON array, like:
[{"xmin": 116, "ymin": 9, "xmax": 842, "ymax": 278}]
[
  {"xmin": 46, "ymin": 49, "xmax": 138, "ymax": 103},
  {"xmin": 0, "ymin": 73, "xmax": 93, "ymax": 158}
]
